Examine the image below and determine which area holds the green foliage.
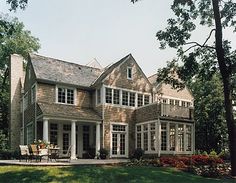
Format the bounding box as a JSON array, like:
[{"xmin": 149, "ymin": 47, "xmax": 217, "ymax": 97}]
[
  {"xmin": 6, "ymin": 0, "xmax": 28, "ymax": 11},
  {"xmin": 191, "ymin": 74, "xmax": 228, "ymax": 153},
  {"xmin": 132, "ymin": 148, "xmax": 144, "ymax": 160},
  {"xmin": 0, "ymin": 14, "xmax": 40, "ymax": 143},
  {"xmin": 0, "ymin": 130, "xmax": 8, "ymax": 150},
  {"xmin": 0, "ymin": 166, "xmax": 234, "ymax": 183}
]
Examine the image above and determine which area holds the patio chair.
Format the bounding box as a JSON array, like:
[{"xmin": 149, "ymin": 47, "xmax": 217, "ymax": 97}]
[
  {"xmin": 19, "ymin": 145, "xmax": 29, "ymax": 162},
  {"xmin": 57, "ymin": 146, "xmax": 71, "ymax": 163},
  {"xmin": 28, "ymin": 144, "xmax": 41, "ymax": 162}
]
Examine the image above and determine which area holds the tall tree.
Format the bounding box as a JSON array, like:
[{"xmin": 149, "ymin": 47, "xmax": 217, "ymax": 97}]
[
  {"xmin": 132, "ymin": 0, "xmax": 236, "ymax": 176},
  {"xmin": 190, "ymin": 74, "xmax": 227, "ymax": 153},
  {"xmin": 0, "ymin": 14, "xmax": 40, "ymax": 140}
]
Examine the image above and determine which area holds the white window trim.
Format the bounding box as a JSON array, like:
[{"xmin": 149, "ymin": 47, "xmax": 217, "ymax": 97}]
[
  {"xmin": 103, "ymin": 85, "xmax": 152, "ymax": 109},
  {"xmin": 127, "ymin": 67, "xmax": 132, "ymax": 80},
  {"xmin": 55, "ymin": 85, "xmax": 77, "ymax": 105},
  {"xmin": 110, "ymin": 122, "xmax": 129, "ymax": 158},
  {"xmin": 135, "ymin": 120, "xmax": 194, "ymax": 155},
  {"xmin": 96, "ymin": 88, "xmax": 101, "ymax": 106}
]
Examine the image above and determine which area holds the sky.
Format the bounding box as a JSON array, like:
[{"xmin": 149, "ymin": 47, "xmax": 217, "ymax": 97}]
[{"xmin": 0, "ymin": 0, "xmax": 236, "ymax": 76}]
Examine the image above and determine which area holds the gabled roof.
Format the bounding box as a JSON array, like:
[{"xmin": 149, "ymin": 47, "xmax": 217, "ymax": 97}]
[
  {"xmin": 92, "ymin": 54, "xmax": 131, "ymax": 86},
  {"xmin": 86, "ymin": 58, "xmax": 103, "ymax": 69},
  {"xmin": 30, "ymin": 54, "xmax": 102, "ymax": 88},
  {"xmin": 148, "ymin": 73, "xmax": 158, "ymax": 85}
]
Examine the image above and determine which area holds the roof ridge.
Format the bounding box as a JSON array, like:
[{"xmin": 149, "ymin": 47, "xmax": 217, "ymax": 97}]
[{"xmin": 31, "ymin": 53, "xmax": 102, "ymax": 71}]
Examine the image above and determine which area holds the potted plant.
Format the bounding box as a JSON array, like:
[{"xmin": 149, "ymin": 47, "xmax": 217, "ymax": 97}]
[{"xmin": 99, "ymin": 148, "xmax": 108, "ymax": 159}]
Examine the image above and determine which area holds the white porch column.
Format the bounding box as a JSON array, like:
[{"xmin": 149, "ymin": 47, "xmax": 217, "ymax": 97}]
[
  {"xmin": 71, "ymin": 120, "xmax": 77, "ymax": 160},
  {"xmin": 96, "ymin": 123, "xmax": 101, "ymax": 156},
  {"xmin": 157, "ymin": 119, "xmax": 161, "ymax": 157},
  {"xmin": 43, "ymin": 118, "xmax": 49, "ymax": 142}
]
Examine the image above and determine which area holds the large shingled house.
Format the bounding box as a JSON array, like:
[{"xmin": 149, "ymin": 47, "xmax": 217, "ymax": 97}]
[{"xmin": 10, "ymin": 53, "xmax": 194, "ymax": 159}]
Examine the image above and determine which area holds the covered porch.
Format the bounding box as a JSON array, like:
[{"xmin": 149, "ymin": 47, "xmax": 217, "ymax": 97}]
[{"xmin": 35, "ymin": 103, "xmax": 102, "ymax": 159}]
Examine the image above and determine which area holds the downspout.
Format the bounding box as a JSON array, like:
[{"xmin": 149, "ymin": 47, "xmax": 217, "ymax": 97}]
[{"xmin": 21, "ymin": 89, "xmax": 25, "ymax": 144}]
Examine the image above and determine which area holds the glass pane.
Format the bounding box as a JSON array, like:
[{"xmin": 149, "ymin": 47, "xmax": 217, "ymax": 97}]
[
  {"xmin": 144, "ymin": 95, "xmax": 150, "ymax": 105},
  {"xmin": 67, "ymin": 89, "xmax": 74, "ymax": 104},
  {"xmin": 105, "ymin": 88, "xmax": 112, "ymax": 103},
  {"xmin": 58, "ymin": 88, "xmax": 66, "ymax": 103},
  {"xmin": 112, "ymin": 134, "xmax": 118, "ymax": 155},
  {"xmin": 122, "ymin": 91, "xmax": 128, "ymax": 106},
  {"xmin": 137, "ymin": 94, "xmax": 143, "ymax": 107},
  {"xmin": 129, "ymin": 92, "xmax": 135, "ymax": 107},
  {"xmin": 113, "ymin": 89, "xmax": 120, "ymax": 104},
  {"xmin": 120, "ymin": 134, "xmax": 125, "ymax": 155}
]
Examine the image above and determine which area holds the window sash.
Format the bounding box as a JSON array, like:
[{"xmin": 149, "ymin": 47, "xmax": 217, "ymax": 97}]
[
  {"xmin": 113, "ymin": 89, "xmax": 120, "ymax": 104},
  {"xmin": 105, "ymin": 88, "xmax": 112, "ymax": 103}
]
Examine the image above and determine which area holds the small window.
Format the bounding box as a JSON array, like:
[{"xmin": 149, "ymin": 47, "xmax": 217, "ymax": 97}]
[
  {"xmin": 57, "ymin": 87, "xmax": 75, "ymax": 104},
  {"xmin": 28, "ymin": 66, "xmax": 31, "ymax": 80},
  {"xmin": 186, "ymin": 102, "xmax": 191, "ymax": 107},
  {"xmin": 181, "ymin": 101, "xmax": 186, "ymax": 107},
  {"xmin": 127, "ymin": 67, "xmax": 132, "ymax": 80},
  {"xmin": 105, "ymin": 88, "xmax": 112, "ymax": 103}
]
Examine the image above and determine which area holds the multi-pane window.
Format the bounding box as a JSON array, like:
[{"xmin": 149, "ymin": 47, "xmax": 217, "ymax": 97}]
[
  {"xmin": 136, "ymin": 125, "xmax": 141, "ymax": 148},
  {"xmin": 113, "ymin": 89, "xmax": 120, "ymax": 104},
  {"xmin": 178, "ymin": 124, "xmax": 184, "ymax": 151},
  {"xmin": 150, "ymin": 123, "xmax": 156, "ymax": 151},
  {"xmin": 26, "ymin": 124, "xmax": 33, "ymax": 144},
  {"xmin": 105, "ymin": 88, "xmax": 112, "ymax": 103},
  {"xmin": 113, "ymin": 125, "xmax": 126, "ymax": 132},
  {"xmin": 31, "ymin": 85, "xmax": 36, "ymax": 104},
  {"xmin": 137, "ymin": 94, "xmax": 143, "ymax": 107},
  {"xmin": 67, "ymin": 89, "xmax": 74, "ymax": 104},
  {"xmin": 58, "ymin": 87, "xmax": 75, "ymax": 104},
  {"xmin": 169, "ymin": 124, "xmax": 176, "ymax": 151},
  {"xmin": 127, "ymin": 67, "xmax": 132, "ymax": 79},
  {"xmin": 143, "ymin": 124, "xmax": 148, "ymax": 151},
  {"xmin": 181, "ymin": 101, "xmax": 186, "ymax": 107},
  {"xmin": 97, "ymin": 89, "xmax": 101, "ymax": 104},
  {"xmin": 162, "ymin": 98, "xmax": 167, "ymax": 104},
  {"xmin": 170, "ymin": 99, "xmax": 174, "ymax": 105},
  {"xmin": 186, "ymin": 125, "xmax": 192, "ymax": 151},
  {"xmin": 144, "ymin": 95, "xmax": 150, "ymax": 105},
  {"xmin": 186, "ymin": 102, "xmax": 191, "ymax": 107},
  {"xmin": 129, "ymin": 92, "xmax": 135, "ymax": 107},
  {"xmin": 50, "ymin": 123, "xmax": 58, "ymax": 145},
  {"xmin": 175, "ymin": 100, "xmax": 180, "ymax": 106},
  {"xmin": 63, "ymin": 124, "xmax": 71, "ymax": 131},
  {"xmin": 161, "ymin": 123, "xmax": 167, "ymax": 151},
  {"xmin": 122, "ymin": 91, "xmax": 129, "ymax": 106},
  {"xmin": 83, "ymin": 126, "xmax": 90, "ymax": 151}
]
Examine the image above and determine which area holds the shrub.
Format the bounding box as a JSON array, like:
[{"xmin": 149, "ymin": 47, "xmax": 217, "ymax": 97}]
[
  {"xmin": 218, "ymin": 150, "xmax": 230, "ymax": 161},
  {"xmin": 0, "ymin": 149, "xmax": 19, "ymax": 160},
  {"xmin": 209, "ymin": 150, "xmax": 218, "ymax": 157},
  {"xmin": 99, "ymin": 148, "xmax": 108, "ymax": 159},
  {"xmin": 132, "ymin": 148, "xmax": 144, "ymax": 160}
]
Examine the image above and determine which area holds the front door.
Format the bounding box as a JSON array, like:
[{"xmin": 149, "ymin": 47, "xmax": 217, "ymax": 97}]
[{"xmin": 111, "ymin": 124, "xmax": 128, "ymax": 157}]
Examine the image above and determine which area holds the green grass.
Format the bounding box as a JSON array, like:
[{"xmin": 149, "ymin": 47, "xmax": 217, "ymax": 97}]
[{"xmin": 0, "ymin": 165, "xmax": 234, "ymax": 183}]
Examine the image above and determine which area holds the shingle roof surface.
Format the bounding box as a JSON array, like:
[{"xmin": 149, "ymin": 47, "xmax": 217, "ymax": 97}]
[
  {"xmin": 30, "ymin": 54, "xmax": 102, "ymax": 87},
  {"xmin": 38, "ymin": 102, "xmax": 102, "ymax": 121}
]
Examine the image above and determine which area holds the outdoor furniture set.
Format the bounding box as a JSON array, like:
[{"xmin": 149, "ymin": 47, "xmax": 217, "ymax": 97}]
[{"xmin": 19, "ymin": 144, "xmax": 71, "ymax": 162}]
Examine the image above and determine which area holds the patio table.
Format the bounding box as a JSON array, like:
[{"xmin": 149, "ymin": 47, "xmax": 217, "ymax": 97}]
[{"xmin": 48, "ymin": 147, "xmax": 60, "ymax": 162}]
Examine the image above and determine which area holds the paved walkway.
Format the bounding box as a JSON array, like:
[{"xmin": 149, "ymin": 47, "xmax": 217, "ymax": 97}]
[{"xmin": 0, "ymin": 159, "xmax": 129, "ymax": 166}]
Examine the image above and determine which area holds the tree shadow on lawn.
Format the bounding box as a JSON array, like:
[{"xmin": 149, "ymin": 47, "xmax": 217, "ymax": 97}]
[{"xmin": 0, "ymin": 166, "xmax": 234, "ymax": 183}]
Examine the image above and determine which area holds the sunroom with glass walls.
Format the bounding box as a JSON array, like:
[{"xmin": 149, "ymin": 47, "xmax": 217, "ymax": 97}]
[{"xmin": 135, "ymin": 120, "xmax": 194, "ymax": 156}]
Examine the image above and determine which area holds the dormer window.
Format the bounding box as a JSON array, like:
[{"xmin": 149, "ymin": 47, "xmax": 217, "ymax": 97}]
[
  {"xmin": 127, "ymin": 67, "xmax": 132, "ymax": 80},
  {"xmin": 57, "ymin": 87, "xmax": 75, "ymax": 105}
]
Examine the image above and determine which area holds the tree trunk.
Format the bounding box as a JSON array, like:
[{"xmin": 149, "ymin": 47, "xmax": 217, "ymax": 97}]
[{"xmin": 212, "ymin": 0, "xmax": 236, "ymax": 176}]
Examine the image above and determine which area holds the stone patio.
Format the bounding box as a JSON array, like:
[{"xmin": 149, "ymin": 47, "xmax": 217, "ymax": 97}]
[{"xmin": 0, "ymin": 159, "xmax": 129, "ymax": 166}]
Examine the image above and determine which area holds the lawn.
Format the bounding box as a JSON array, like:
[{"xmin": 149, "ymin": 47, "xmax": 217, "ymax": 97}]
[{"xmin": 0, "ymin": 165, "xmax": 234, "ymax": 183}]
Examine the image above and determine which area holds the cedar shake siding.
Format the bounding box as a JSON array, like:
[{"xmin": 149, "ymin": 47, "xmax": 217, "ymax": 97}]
[{"xmin": 10, "ymin": 53, "xmax": 195, "ymax": 157}]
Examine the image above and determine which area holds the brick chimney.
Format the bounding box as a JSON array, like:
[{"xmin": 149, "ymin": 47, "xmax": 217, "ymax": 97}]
[{"xmin": 9, "ymin": 54, "xmax": 24, "ymax": 149}]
